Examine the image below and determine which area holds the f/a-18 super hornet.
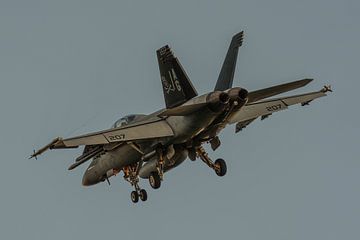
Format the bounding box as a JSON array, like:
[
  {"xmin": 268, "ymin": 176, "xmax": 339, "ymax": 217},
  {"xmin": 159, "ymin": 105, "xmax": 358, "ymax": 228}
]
[{"xmin": 31, "ymin": 31, "xmax": 332, "ymax": 203}]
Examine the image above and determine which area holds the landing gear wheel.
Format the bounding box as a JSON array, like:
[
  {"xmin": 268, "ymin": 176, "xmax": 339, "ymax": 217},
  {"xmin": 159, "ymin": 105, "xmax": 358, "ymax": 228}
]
[
  {"xmin": 149, "ymin": 172, "xmax": 161, "ymax": 189},
  {"xmin": 188, "ymin": 148, "xmax": 197, "ymax": 161},
  {"xmin": 214, "ymin": 158, "xmax": 227, "ymax": 177},
  {"xmin": 131, "ymin": 191, "xmax": 139, "ymax": 203},
  {"xmin": 139, "ymin": 189, "xmax": 148, "ymax": 201}
]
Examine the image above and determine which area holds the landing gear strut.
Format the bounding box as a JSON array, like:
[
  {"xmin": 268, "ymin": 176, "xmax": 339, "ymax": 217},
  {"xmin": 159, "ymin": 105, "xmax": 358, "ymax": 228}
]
[
  {"xmin": 156, "ymin": 148, "xmax": 165, "ymax": 180},
  {"xmin": 148, "ymin": 147, "xmax": 165, "ymax": 189},
  {"xmin": 123, "ymin": 162, "xmax": 148, "ymax": 203},
  {"xmin": 196, "ymin": 146, "xmax": 227, "ymax": 176}
]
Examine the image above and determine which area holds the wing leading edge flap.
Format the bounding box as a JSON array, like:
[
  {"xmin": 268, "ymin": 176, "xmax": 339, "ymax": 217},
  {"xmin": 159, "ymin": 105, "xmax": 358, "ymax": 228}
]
[{"xmin": 228, "ymin": 87, "xmax": 329, "ymax": 125}]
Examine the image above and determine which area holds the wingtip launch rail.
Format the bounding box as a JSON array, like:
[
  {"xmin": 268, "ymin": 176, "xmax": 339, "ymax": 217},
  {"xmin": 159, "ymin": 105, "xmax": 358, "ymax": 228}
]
[{"xmin": 29, "ymin": 137, "xmax": 64, "ymax": 159}]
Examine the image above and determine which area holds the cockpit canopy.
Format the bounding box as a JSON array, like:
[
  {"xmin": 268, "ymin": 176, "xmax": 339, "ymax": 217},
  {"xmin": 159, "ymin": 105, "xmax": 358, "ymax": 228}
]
[{"xmin": 112, "ymin": 114, "xmax": 146, "ymax": 128}]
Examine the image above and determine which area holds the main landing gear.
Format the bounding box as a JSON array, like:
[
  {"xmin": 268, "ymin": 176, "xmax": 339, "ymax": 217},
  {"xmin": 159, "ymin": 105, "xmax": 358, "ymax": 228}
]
[
  {"xmin": 149, "ymin": 171, "xmax": 161, "ymax": 189},
  {"xmin": 123, "ymin": 163, "xmax": 148, "ymax": 203},
  {"xmin": 196, "ymin": 146, "xmax": 227, "ymax": 176}
]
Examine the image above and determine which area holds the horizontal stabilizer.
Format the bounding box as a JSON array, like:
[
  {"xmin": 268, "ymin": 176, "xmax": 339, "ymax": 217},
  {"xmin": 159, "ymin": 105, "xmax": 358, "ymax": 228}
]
[{"xmin": 247, "ymin": 78, "xmax": 313, "ymax": 103}]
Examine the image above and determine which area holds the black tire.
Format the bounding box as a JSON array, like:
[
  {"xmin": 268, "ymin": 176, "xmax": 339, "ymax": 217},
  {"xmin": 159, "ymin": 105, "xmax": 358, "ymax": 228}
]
[
  {"xmin": 214, "ymin": 158, "xmax": 227, "ymax": 177},
  {"xmin": 188, "ymin": 148, "xmax": 197, "ymax": 161},
  {"xmin": 139, "ymin": 189, "xmax": 148, "ymax": 202},
  {"xmin": 149, "ymin": 172, "xmax": 161, "ymax": 189},
  {"xmin": 131, "ymin": 191, "xmax": 139, "ymax": 203}
]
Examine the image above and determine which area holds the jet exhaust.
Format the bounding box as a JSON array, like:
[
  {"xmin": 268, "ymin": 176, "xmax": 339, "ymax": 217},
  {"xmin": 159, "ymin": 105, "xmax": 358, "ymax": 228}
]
[
  {"xmin": 206, "ymin": 91, "xmax": 230, "ymax": 112},
  {"xmin": 227, "ymin": 87, "xmax": 248, "ymax": 102}
]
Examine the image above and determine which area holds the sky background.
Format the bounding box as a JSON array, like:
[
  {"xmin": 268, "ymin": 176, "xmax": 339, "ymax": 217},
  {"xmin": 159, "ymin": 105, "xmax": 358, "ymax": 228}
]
[{"xmin": 1, "ymin": 0, "xmax": 359, "ymax": 239}]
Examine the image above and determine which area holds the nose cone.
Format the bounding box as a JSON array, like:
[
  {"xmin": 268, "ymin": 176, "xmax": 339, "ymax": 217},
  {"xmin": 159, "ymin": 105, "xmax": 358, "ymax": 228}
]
[
  {"xmin": 82, "ymin": 174, "xmax": 91, "ymax": 186},
  {"xmin": 82, "ymin": 170, "xmax": 99, "ymax": 186}
]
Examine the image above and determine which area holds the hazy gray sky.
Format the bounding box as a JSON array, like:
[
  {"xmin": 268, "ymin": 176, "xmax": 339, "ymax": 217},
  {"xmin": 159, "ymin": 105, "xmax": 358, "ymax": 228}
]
[{"xmin": 1, "ymin": 0, "xmax": 359, "ymax": 239}]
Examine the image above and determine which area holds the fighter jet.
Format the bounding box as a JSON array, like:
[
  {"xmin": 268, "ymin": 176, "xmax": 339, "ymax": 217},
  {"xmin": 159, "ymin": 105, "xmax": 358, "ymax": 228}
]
[{"xmin": 30, "ymin": 31, "xmax": 332, "ymax": 203}]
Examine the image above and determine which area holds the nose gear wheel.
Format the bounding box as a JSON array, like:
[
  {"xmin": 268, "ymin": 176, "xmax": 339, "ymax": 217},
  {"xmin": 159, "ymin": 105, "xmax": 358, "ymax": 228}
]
[
  {"xmin": 139, "ymin": 189, "xmax": 148, "ymax": 201},
  {"xmin": 131, "ymin": 191, "xmax": 139, "ymax": 203}
]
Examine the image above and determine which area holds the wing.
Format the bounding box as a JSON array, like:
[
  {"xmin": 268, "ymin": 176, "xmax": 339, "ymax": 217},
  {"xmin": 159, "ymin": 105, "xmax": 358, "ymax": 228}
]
[
  {"xmin": 228, "ymin": 85, "xmax": 332, "ymax": 130},
  {"xmin": 30, "ymin": 118, "xmax": 174, "ymax": 159}
]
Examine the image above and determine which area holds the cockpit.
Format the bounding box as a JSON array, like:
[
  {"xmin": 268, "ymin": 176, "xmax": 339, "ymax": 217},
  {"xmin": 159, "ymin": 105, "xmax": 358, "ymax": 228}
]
[{"xmin": 111, "ymin": 114, "xmax": 146, "ymax": 128}]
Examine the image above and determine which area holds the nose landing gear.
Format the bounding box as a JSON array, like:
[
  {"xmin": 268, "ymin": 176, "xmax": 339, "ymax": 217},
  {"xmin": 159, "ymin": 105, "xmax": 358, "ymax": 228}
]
[
  {"xmin": 123, "ymin": 163, "xmax": 148, "ymax": 203},
  {"xmin": 131, "ymin": 189, "xmax": 148, "ymax": 203}
]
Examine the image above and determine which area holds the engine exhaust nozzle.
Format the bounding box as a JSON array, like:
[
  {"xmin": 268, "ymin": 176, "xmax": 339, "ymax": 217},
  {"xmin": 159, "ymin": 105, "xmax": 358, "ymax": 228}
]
[
  {"xmin": 228, "ymin": 87, "xmax": 248, "ymax": 102},
  {"xmin": 207, "ymin": 91, "xmax": 230, "ymax": 112}
]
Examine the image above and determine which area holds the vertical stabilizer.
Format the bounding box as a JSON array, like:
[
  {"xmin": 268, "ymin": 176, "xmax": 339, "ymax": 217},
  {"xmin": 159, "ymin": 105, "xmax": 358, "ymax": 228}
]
[
  {"xmin": 157, "ymin": 45, "xmax": 198, "ymax": 109},
  {"xmin": 214, "ymin": 31, "xmax": 244, "ymax": 91}
]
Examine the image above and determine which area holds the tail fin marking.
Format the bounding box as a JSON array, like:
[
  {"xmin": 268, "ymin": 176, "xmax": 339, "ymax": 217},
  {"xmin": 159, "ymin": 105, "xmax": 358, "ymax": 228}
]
[{"xmin": 157, "ymin": 45, "xmax": 197, "ymax": 109}]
